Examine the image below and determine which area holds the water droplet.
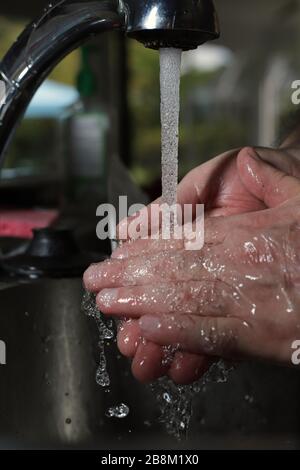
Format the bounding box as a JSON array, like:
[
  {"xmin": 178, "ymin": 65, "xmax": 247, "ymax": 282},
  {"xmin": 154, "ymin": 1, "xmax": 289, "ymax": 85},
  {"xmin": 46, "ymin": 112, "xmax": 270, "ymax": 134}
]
[
  {"xmin": 244, "ymin": 394, "xmax": 254, "ymax": 404},
  {"xmin": 151, "ymin": 360, "xmax": 233, "ymax": 439},
  {"xmin": 82, "ymin": 291, "xmax": 115, "ymax": 388},
  {"xmin": 105, "ymin": 403, "xmax": 129, "ymax": 419}
]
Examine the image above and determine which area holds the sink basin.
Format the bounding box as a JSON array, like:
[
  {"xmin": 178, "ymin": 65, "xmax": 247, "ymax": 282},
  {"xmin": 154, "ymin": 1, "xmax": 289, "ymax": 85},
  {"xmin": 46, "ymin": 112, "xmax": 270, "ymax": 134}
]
[
  {"xmin": 0, "ymin": 278, "xmax": 161, "ymax": 448},
  {"xmin": 0, "ymin": 278, "xmax": 300, "ymax": 449}
]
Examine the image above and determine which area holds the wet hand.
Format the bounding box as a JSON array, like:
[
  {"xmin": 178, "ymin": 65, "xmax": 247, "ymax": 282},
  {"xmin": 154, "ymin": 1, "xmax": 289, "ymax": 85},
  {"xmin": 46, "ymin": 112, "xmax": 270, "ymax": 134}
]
[
  {"xmin": 108, "ymin": 146, "xmax": 276, "ymax": 383},
  {"xmin": 115, "ymin": 145, "xmax": 300, "ymax": 382},
  {"xmin": 85, "ymin": 151, "xmax": 300, "ymax": 377}
]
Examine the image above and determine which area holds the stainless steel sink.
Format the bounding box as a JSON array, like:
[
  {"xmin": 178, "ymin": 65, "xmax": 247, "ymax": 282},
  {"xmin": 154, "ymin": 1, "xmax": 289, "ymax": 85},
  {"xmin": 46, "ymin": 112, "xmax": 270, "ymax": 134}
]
[
  {"xmin": 0, "ymin": 278, "xmax": 300, "ymax": 449},
  {"xmin": 0, "ymin": 278, "xmax": 161, "ymax": 448}
]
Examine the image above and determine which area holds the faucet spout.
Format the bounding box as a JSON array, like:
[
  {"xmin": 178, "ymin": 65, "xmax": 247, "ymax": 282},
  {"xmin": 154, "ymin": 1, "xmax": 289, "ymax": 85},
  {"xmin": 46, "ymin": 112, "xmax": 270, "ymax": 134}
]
[
  {"xmin": 0, "ymin": 0, "xmax": 124, "ymax": 162},
  {"xmin": 124, "ymin": 0, "xmax": 219, "ymax": 50}
]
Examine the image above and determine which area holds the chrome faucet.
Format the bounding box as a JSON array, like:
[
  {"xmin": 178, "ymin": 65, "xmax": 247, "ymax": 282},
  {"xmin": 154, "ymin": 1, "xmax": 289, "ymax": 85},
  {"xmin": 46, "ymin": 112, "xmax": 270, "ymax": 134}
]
[{"xmin": 0, "ymin": 0, "xmax": 219, "ymax": 162}]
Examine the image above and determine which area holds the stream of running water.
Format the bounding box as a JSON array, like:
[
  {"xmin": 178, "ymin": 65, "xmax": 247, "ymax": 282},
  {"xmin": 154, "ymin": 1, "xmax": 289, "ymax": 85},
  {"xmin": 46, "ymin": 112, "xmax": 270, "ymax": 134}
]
[{"xmin": 82, "ymin": 47, "xmax": 232, "ymax": 439}]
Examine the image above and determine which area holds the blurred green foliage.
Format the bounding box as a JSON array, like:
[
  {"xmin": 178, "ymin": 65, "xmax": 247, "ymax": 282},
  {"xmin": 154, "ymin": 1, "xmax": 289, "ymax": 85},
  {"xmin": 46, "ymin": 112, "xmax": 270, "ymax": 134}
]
[
  {"xmin": 0, "ymin": 16, "xmax": 80, "ymax": 85},
  {"xmin": 0, "ymin": 15, "xmax": 80, "ymax": 173},
  {"xmin": 0, "ymin": 15, "xmax": 246, "ymax": 188},
  {"xmin": 128, "ymin": 42, "xmax": 246, "ymax": 187},
  {"xmin": 0, "ymin": 15, "xmax": 23, "ymax": 58},
  {"xmin": 5, "ymin": 119, "xmax": 58, "ymax": 173}
]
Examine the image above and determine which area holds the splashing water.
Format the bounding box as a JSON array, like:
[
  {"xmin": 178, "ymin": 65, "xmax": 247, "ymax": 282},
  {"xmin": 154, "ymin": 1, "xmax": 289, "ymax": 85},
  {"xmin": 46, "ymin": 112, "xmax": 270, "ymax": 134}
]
[
  {"xmin": 151, "ymin": 361, "xmax": 234, "ymax": 439},
  {"xmin": 151, "ymin": 48, "xmax": 234, "ymax": 439},
  {"xmin": 106, "ymin": 403, "xmax": 130, "ymax": 419},
  {"xmin": 82, "ymin": 291, "xmax": 114, "ymax": 387},
  {"xmin": 82, "ymin": 47, "xmax": 233, "ymax": 440},
  {"xmin": 82, "ymin": 291, "xmax": 132, "ymax": 419}
]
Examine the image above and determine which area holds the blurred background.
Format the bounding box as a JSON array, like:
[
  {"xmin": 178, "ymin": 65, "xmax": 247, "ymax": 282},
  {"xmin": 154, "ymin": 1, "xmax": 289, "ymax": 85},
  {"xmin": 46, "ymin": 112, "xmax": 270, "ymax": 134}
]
[{"xmin": 1, "ymin": 0, "xmax": 300, "ymax": 208}]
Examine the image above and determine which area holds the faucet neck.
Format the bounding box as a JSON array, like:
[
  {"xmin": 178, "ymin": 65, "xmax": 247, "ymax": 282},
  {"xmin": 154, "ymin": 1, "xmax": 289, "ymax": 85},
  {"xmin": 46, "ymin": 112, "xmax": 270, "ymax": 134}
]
[
  {"xmin": 0, "ymin": 0, "xmax": 220, "ymax": 167},
  {"xmin": 0, "ymin": 0, "xmax": 124, "ymax": 163}
]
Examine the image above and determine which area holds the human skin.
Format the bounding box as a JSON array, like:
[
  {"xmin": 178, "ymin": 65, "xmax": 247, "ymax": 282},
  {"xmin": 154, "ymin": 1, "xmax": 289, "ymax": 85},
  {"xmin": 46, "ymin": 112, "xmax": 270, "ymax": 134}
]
[{"xmin": 84, "ymin": 145, "xmax": 300, "ymax": 382}]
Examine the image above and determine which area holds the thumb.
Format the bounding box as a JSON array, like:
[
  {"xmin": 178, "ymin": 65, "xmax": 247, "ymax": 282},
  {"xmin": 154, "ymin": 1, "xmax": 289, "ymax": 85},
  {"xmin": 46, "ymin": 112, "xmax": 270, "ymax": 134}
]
[{"xmin": 237, "ymin": 147, "xmax": 300, "ymax": 208}]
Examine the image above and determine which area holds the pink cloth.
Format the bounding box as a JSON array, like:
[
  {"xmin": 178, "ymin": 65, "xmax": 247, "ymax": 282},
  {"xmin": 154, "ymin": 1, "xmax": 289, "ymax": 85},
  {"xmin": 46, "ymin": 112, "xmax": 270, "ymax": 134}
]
[{"xmin": 0, "ymin": 209, "xmax": 59, "ymax": 239}]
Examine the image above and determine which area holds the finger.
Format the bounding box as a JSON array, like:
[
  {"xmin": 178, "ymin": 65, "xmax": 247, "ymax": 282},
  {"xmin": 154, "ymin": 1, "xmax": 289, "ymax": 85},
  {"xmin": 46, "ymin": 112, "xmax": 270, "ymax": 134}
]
[
  {"xmin": 116, "ymin": 318, "xmax": 210, "ymax": 384},
  {"xmin": 115, "ymin": 190, "xmax": 269, "ymax": 262},
  {"xmin": 113, "ymin": 214, "xmax": 232, "ymax": 260},
  {"xmin": 117, "ymin": 319, "xmax": 141, "ymax": 357},
  {"xmin": 168, "ymin": 352, "xmax": 213, "ymax": 385},
  {"xmin": 139, "ymin": 314, "xmax": 243, "ymax": 358},
  {"xmin": 117, "ymin": 198, "xmax": 161, "ymax": 241},
  {"xmin": 96, "ymin": 281, "xmax": 225, "ymax": 318},
  {"xmin": 84, "ymin": 251, "xmax": 212, "ymax": 292},
  {"xmin": 116, "ymin": 149, "xmax": 240, "ymax": 241},
  {"xmin": 112, "ymin": 237, "xmax": 184, "ymax": 260},
  {"xmin": 177, "ymin": 149, "xmax": 241, "ymax": 207},
  {"xmin": 131, "ymin": 341, "xmax": 169, "ymax": 383},
  {"xmin": 113, "ymin": 216, "xmax": 247, "ymax": 267},
  {"xmin": 85, "ymin": 208, "xmax": 282, "ymax": 295},
  {"xmin": 116, "ymin": 201, "xmax": 196, "ymax": 247},
  {"xmin": 237, "ymin": 147, "xmax": 300, "ymax": 207}
]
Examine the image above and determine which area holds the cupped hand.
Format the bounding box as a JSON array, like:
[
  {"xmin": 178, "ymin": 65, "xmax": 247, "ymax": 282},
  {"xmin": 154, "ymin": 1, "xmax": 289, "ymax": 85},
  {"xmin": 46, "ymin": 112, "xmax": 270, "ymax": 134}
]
[
  {"xmin": 117, "ymin": 143, "xmax": 300, "ymax": 241},
  {"xmin": 85, "ymin": 147, "xmax": 251, "ymax": 383},
  {"xmin": 86, "ymin": 146, "xmax": 263, "ymax": 384},
  {"xmin": 113, "ymin": 144, "xmax": 300, "ymax": 382}
]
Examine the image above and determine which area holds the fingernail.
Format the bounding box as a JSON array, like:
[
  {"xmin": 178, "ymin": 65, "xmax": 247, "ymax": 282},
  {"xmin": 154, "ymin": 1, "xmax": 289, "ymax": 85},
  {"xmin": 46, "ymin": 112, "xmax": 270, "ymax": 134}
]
[
  {"xmin": 83, "ymin": 266, "xmax": 97, "ymax": 287},
  {"xmin": 139, "ymin": 316, "xmax": 162, "ymax": 333},
  {"xmin": 97, "ymin": 288, "xmax": 118, "ymax": 308},
  {"xmin": 84, "ymin": 265, "xmax": 95, "ymax": 277}
]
